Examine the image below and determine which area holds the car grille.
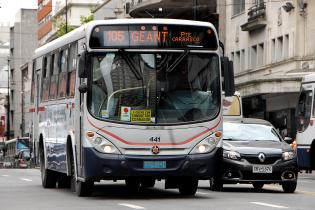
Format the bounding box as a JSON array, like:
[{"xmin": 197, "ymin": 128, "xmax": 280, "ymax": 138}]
[{"xmin": 242, "ymin": 154, "xmax": 282, "ymax": 165}]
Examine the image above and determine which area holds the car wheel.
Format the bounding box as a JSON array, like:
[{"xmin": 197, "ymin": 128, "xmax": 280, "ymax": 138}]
[
  {"xmin": 141, "ymin": 178, "xmax": 155, "ymax": 188},
  {"xmin": 75, "ymin": 180, "xmax": 94, "ymax": 197},
  {"xmin": 209, "ymin": 177, "xmax": 223, "ymax": 191},
  {"xmin": 282, "ymin": 182, "xmax": 297, "ymax": 193},
  {"xmin": 178, "ymin": 178, "xmax": 198, "ymax": 196},
  {"xmin": 252, "ymin": 182, "xmax": 264, "ymax": 190}
]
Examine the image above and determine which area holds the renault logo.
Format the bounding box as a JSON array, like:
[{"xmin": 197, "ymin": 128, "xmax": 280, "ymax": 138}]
[
  {"xmin": 151, "ymin": 146, "xmax": 160, "ymax": 154},
  {"xmin": 258, "ymin": 153, "xmax": 266, "ymax": 163}
]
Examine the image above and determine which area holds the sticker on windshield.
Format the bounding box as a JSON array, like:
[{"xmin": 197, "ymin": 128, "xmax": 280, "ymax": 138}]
[
  {"xmin": 131, "ymin": 110, "xmax": 151, "ymax": 123},
  {"xmin": 120, "ymin": 106, "xmax": 131, "ymax": 121},
  {"xmin": 101, "ymin": 110, "xmax": 109, "ymax": 119}
]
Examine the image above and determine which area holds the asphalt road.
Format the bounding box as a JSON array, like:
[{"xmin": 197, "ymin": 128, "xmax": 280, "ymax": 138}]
[{"xmin": 0, "ymin": 169, "xmax": 314, "ymax": 210}]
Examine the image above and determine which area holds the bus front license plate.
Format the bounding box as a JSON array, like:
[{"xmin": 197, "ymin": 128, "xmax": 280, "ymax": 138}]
[
  {"xmin": 252, "ymin": 165, "xmax": 273, "ymax": 173},
  {"xmin": 143, "ymin": 161, "xmax": 166, "ymax": 169}
]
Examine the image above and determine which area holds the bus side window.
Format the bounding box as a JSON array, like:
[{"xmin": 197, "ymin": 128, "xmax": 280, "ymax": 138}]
[
  {"xmin": 58, "ymin": 48, "xmax": 68, "ymax": 99},
  {"xmin": 49, "ymin": 52, "xmax": 59, "ymax": 100},
  {"xmin": 67, "ymin": 43, "xmax": 77, "ymax": 98},
  {"xmin": 30, "ymin": 60, "xmax": 36, "ymax": 105},
  {"xmin": 41, "ymin": 56, "xmax": 50, "ymax": 102}
]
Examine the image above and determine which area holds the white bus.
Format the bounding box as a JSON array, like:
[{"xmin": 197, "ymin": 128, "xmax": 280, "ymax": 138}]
[
  {"xmin": 295, "ymin": 74, "xmax": 315, "ymax": 170},
  {"xmin": 30, "ymin": 19, "xmax": 235, "ymax": 196}
]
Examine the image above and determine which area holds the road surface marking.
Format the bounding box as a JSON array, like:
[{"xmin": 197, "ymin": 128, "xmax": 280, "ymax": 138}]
[
  {"xmin": 20, "ymin": 178, "xmax": 32, "ymax": 182},
  {"xmin": 119, "ymin": 203, "xmax": 145, "ymax": 209},
  {"xmin": 196, "ymin": 191, "xmax": 210, "ymax": 195},
  {"xmin": 2, "ymin": 175, "xmax": 9, "ymax": 177},
  {"xmin": 251, "ymin": 202, "xmax": 288, "ymax": 209}
]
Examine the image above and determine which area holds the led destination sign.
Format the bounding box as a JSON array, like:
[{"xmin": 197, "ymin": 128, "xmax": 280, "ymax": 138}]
[{"xmin": 89, "ymin": 25, "xmax": 218, "ymax": 49}]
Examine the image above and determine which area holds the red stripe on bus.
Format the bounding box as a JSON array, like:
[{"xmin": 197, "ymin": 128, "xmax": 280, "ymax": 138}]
[
  {"xmin": 29, "ymin": 108, "xmax": 36, "ymax": 113},
  {"xmin": 38, "ymin": 107, "xmax": 45, "ymax": 112},
  {"xmin": 87, "ymin": 117, "xmax": 221, "ymax": 146}
]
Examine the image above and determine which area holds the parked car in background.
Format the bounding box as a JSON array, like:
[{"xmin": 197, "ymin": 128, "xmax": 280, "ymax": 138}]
[{"xmin": 210, "ymin": 118, "xmax": 298, "ymax": 193}]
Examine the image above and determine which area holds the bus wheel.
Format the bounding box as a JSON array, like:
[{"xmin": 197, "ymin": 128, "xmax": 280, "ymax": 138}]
[
  {"xmin": 58, "ymin": 174, "xmax": 71, "ymax": 188},
  {"xmin": 282, "ymin": 182, "xmax": 297, "ymax": 193},
  {"xmin": 125, "ymin": 178, "xmax": 141, "ymax": 192},
  {"xmin": 178, "ymin": 178, "xmax": 198, "ymax": 196},
  {"xmin": 40, "ymin": 151, "xmax": 56, "ymax": 188},
  {"xmin": 141, "ymin": 178, "xmax": 155, "ymax": 188},
  {"xmin": 252, "ymin": 182, "xmax": 264, "ymax": 190}
]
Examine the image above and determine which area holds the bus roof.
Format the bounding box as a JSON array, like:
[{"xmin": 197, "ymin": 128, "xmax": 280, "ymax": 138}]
[{"xmin": 34, "ymin": 19, "xmax": 217, "ymax": 59}]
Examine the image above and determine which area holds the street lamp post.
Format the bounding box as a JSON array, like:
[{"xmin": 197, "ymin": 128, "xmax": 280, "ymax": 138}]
[{"xmin": 6, "ymin": 58, "xmax": 10, "ymax": 141}]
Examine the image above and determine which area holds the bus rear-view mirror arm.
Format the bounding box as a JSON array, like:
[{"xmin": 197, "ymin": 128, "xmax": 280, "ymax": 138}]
[
  {"xmin": 78, "ymin": 51, "xmax": 90, "ymax": 78},
  {"xmin": 78, "ymin": 83, "xmax": 88, "ymax": 93}
]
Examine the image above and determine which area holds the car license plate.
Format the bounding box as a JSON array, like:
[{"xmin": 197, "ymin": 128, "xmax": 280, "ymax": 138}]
[
  {"xmin": 143, "ymin": 161, "xmax": 166, "ymax": 169},
  {"xmin": 252, "ymin": 165, "xmax": 273, "ymax": 173}
]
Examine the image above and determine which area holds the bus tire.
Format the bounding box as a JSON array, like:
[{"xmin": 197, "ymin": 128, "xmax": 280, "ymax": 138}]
[
  {"xmin": 58, "ymin": 174, "xmax": 71, "ymax": 188},
  {"xmin": 178, "ymin": 178, "xmax": 198, "ymax": 196},
  {"xmin": 141, "ymin": 178, "xmax": 155, "ymax": 188},
  {"xmin": 282, "ymin": 181, "xmax": 297, "ymax": 193},
  {"xmin": 75, "ymin": 180, "xmax": 94, "ymax": 197},
  {"xmin": 40, "ymin": 150, "xmax": 56, "ymax": 188}
]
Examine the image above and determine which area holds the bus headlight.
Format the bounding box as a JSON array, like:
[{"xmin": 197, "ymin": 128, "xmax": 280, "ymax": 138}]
[
  {"xmin": 189, "ymin": 134, "xmax": 219, "ymax": 154},
  {"xmin": 282, "ymin": 151, "xmax": 295, "ymax": 161},
  {"xmin": 87, "ymin": 132, "xmax": 121, "ymax": 154}
]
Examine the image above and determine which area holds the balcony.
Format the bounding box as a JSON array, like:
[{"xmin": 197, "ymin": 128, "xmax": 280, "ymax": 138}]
[
  {"xmin": 241, "ymin": 3, "xmax": 266, "ymax": 32},
  {"xmin": 129, "ymin": 0, "xmax": 217, "ymax": 20}
]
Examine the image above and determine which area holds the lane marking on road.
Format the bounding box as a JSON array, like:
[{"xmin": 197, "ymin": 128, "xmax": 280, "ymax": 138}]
[
  {"xmin": 2, "ymin": 175, "xmax": 9, "ymax": 177},
  {"xmin": 251, "ymin": 202, "xmax": 288, "ymax": 209},
  {"xmin": 20, "ymin": 178, "xmax": 32, "ymax": 182},
  {"xmin": 119, "ymin": 203, "xmax": 145, "ymax": 209},
  {"xmin": 196, "ymin": 191, "xmax": 210, "ymax": 195}
]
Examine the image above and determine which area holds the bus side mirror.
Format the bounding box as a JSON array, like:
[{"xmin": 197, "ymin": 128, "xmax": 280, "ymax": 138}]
[
  {"xmin": 78, "ymin": 51, "xmax": 90, "ymax": 78},
  {"xmin": 221, "ymin": 57, "xmax": 235, "ymax": 97}
]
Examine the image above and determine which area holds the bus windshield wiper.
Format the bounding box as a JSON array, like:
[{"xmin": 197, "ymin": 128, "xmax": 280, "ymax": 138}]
[
  {"xmin": 166, "ymin": 49, "xmax": 190, "ymax": 73},
  {"xmin": 119, "ymin": 49, "xmax": 142, "ymax": 80}
]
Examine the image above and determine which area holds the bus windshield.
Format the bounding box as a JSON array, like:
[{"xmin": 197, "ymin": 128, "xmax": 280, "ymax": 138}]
[
  {"xmin": 296, "ymin": 89, "xmax": 313, "ymax": 132},
  {"xmin": 87, "ymin": 52, "xmax": 220, "ymax": 124}
]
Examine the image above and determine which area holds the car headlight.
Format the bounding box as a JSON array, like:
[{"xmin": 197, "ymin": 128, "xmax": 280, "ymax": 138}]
[
  {"xmin": 223, "ymin": 150, "xmax": 241, "ymax": 160},
  {"xmin": 282, "ymin": 151, "xmax": 295, "ymax": 161},
  {"xmin": 189, "ymin": 132, "xmax": 221, "ymax": 154},
  {"xmin": 86, "ymin": 131, "xmax": 121, "ymax": 154}
]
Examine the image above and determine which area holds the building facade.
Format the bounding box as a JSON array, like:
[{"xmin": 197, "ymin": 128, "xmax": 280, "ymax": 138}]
[
  {"xmin": 38, "ymin": 0, "xmax": 98, "ymax": 46},
  {"xmin": 9, "ymin": 9, "xmax": 37, "ymax": 138},
  {"xmin": 93, "ymin": 0, "xmax": 131, "ymax": 20},
  {"xmin": 225, "ymin": 0, "xmax": 314, "ymax": 137}
]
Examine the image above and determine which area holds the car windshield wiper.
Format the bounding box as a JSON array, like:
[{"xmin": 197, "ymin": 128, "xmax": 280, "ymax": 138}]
[
  {"xmin": 166, "ymin": 49, "xmax": 190, "ymax": 73},
  {"xmin": 119, "ymin": 49, "xmax": 142, "ymax": 80}
]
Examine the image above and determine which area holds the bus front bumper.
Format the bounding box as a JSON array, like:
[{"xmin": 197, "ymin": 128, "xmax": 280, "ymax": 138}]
[{"xmin": 80, "ymin": 147, "xmax": 222, "ymax": 181}]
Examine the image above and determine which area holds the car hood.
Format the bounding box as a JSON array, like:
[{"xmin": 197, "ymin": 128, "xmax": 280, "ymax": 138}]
[{"xmin": 223, "ymin": 140, "xmax": 291, "ymax": 155}]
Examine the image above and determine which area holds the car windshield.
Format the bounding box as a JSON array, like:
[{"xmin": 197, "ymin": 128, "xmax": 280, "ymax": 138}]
[
  {"xmin": 223, "ymin": 122, "xmax": 281, "ymax": 141},
  {"xmin": 87, "ymin": 52, "xmax": 220, "ymax": 124},
  {"xmin": 17, "ymin": 139, "xmax": 29, "ymax": 150}
]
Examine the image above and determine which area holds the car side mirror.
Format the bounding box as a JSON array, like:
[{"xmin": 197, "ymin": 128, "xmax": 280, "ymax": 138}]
[{"xmin": 284, "ymin": 137, "xmax": 293, "ymax": 144}]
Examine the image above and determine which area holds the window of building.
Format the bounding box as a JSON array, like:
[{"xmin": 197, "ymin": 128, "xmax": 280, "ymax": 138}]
[
  {"xmin": 284, "ymin": 34, "xmax": 289, "ymax": 59},
  {"xmin": 241, "ymin": 49, "xmax": 245, "ymax": 71},
  {"xmin": 257, "ymin": 43, "xmax": 264, "ymax": 67},
  {"xmin": 271, "ymin": 38, "xmax": 276, "ymax": 63},
  {"xmin": 235, "ymin": 51, "xmax": 240, "ymax": 73},
  {"xmin": 233, "ymin": 0, "xmax": 245, "ymax": 16},
  {"xmin": 276, "ymin": 36, "xmax": 283, "ymax": 61},
  {"xmin": 250, "ymin": 45, "xmax": 257, "ymax": 69},
  {"xmin": 67, "ymin": 43, "xmax": 77, "ymax": 97},
  {"xmin": 58, "ymin": 49, "xmax": 68, "ymax": 99}
]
